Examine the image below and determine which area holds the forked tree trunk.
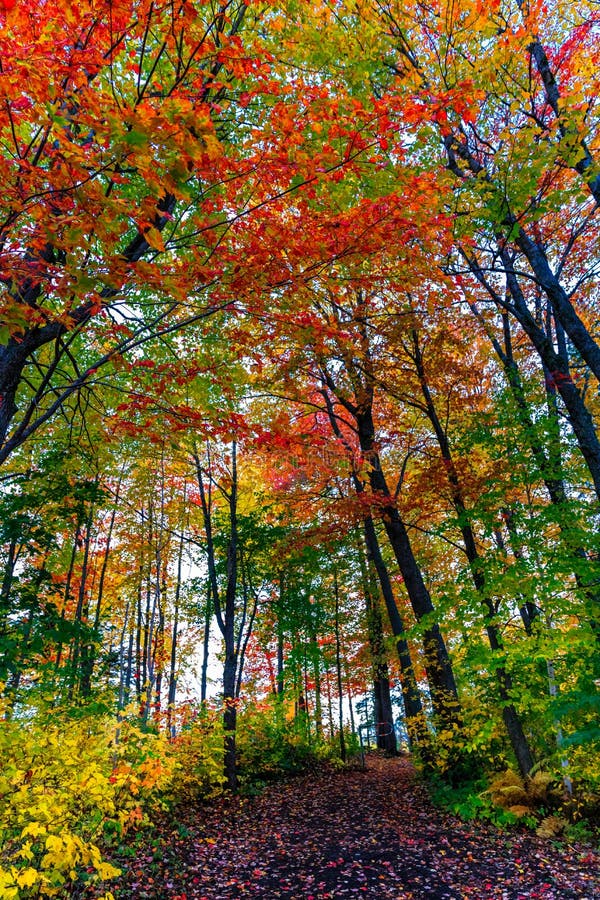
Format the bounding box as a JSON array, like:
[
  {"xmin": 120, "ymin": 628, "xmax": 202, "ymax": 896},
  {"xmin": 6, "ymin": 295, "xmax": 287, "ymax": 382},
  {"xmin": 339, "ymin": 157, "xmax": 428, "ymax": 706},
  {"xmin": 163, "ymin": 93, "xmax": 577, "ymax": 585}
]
[
  {"xmin": 355, "ymin": 408, "xmax": 462, "ymax": 731},
  {"xmin": 356, "ymin": 541, "xmax": 397, "ymax": 755}
]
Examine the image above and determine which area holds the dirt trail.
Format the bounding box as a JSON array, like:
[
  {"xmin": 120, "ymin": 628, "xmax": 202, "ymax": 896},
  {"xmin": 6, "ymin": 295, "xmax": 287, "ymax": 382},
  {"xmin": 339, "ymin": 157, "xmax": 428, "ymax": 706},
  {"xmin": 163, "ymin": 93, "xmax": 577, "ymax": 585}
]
[{"xmin": 107, "ymin": 757, "xmax": 599, "ymax": 899}]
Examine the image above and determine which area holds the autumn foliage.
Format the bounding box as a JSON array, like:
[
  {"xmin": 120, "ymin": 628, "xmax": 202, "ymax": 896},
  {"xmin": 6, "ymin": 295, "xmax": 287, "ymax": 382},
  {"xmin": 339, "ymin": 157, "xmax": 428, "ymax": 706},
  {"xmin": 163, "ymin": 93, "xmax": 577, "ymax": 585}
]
[{"xmin": 0, "ymin": 0, "xmax": 600, "ymax": 894}]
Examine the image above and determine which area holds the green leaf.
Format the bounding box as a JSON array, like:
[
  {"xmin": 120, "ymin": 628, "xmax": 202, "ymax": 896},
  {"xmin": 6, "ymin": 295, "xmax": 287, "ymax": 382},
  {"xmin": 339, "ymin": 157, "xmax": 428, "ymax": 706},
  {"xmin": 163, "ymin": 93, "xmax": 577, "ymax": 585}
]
[{"xmin": 124, "ymin": 129, "xmax": 149, "ymax": 147}]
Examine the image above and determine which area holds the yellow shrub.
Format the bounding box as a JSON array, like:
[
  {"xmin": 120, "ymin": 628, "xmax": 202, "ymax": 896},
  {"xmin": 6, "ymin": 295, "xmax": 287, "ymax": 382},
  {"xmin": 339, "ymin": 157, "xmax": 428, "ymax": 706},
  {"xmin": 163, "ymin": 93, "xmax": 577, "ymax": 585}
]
[
  {"xmin": 169, "ymin": 709, "xmax": 227, "ymax": 802},
  {"xmin": 0, "ymin": 702, "xmax": 174, "ymax": 898}
]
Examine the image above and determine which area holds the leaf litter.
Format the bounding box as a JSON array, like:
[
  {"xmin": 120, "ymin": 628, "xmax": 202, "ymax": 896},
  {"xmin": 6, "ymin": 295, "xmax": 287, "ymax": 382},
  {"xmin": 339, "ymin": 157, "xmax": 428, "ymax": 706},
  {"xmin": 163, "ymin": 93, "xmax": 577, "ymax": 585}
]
[{"xmin": 86, "ymin": 757, "xmax": 600, "ymax": 899}]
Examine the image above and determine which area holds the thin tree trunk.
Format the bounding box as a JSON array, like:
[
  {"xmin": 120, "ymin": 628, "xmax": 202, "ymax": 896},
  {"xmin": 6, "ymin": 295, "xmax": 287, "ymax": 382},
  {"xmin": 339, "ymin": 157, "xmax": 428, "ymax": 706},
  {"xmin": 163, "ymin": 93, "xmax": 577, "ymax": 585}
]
[
  {"xmin": 222, "ymin": 440, "xmax": 239, "ymax": 791},
  {"xmin": 361, "ymin": 518, "xmax": 425, "ymax": 750},
  {"xmin": 356, "ymin": 539, "xmax": 398, "ymax": 755},
  {"xmin": 342, "ymin": 654, "xmax": 357, "ymax": 738},
  {"xmin": 200, "ymin": 584, "xmax": 212, "ymax": 705},
  {"xmin": 312, "ymin": 630, "xmax": 323, "ymax": 738},
  {"xmin": 333, "ymin": 570, "xmax": 347, "ymax": 761},
  {"xmin": 54, "ymin": 519, "xmax": 82, "ymax": 678},
  {"xmin": 81, "ymin": 473, "xmax": 123, "ymax": 697},
  {"xmin": 411, "ymin": 329, "xmax": 535, "ymax": 776},
  {"xmin": 466, "ymin": 248, "xmax": 600, "ymax": 500},
  {"xmin": 277, "ymin": 570, "xmax": 285, "ymax": 697},
  {"xmin": 325, "ymin": 667, "xmax": 335, "ymax": 741},
  {"xmin": 124, "ymin": 630, "xmax": 134, "ymax": 707},
  {"xmin": 118, "ymin": 602, "xmax": 131, "ymax": 711},
  {"xmin": 168, "ymin": 504, "xmax": 186, "ymax": 736},
  {"xmin": 470, "ymin": 296, "xmax": 600, "ymax": 652},
  {"xmin": 0, "ymin": 537, "xmax": 18, "ymax": 641}
]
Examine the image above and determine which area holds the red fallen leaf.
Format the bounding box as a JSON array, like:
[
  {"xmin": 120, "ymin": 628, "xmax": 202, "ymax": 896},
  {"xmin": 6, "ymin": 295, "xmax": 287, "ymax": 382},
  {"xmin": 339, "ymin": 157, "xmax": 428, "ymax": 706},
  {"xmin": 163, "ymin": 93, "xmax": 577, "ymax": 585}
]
[{"xmin": 98, "ymin": 758, "xmax": 600, "ymax": 899}]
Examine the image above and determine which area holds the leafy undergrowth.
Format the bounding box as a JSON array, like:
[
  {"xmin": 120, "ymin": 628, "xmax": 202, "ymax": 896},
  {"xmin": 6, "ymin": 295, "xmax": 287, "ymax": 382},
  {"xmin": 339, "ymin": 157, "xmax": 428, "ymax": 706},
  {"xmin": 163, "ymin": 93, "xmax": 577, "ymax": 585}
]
[
  {"xmin": 79, "ymin": 756, "xmax": 600, "ymax": 899},
  {"xmin": 0, "ymin": 704, "xmax": 174, "ymax": 898},
  {"xmin": 428, "ymin": 768, "xmax": 600, "ymax": 844}
]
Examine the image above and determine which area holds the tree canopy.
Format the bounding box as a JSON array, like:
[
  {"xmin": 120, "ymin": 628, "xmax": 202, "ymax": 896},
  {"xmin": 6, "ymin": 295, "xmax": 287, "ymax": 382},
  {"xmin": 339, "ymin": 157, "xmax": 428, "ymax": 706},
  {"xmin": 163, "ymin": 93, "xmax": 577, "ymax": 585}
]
[{"xmin": 0, "ymin": 0, "xmax": 599, "ymax": 895}]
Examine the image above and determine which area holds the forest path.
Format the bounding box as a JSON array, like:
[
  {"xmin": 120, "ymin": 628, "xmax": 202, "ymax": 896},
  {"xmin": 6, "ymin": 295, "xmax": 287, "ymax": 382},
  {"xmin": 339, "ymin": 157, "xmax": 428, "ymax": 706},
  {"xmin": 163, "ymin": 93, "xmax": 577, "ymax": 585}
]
[{"xmin": 111, "ymin": 757, "xmax": 599, "ymax": 899}]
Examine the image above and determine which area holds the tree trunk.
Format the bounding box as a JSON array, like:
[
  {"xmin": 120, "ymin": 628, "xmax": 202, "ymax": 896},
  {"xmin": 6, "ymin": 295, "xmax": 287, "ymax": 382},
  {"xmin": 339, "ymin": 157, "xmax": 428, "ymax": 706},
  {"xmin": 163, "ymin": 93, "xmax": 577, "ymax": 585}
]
[
  {"xmin": 470, "ymin": 296, "xmax": 600, "ymax": 654},
  {"xmin": 468, "ymin": 248, "xmax": 600, "ymax": 500},
  {"xmin": 167, "ymin": 517, "xmax": 185, "ymax": 736},
  {"xmin": 361, "ymin": 517, "xmax": 426, "ymax": 750},
  {"xmin": 333, "ymin": 570, "xmax": 347, "ymax": 761},
  {"xmin": 356, "ymin": 542, "xmax": 397, "ymax": 755},
  {"xmin": 412, "ymin": 329, "xmax": 535, "ymax": 776},
  {"xmin": 277, "ymin": 571, "xmax": 285, "ymax": 697},
  {"xmin": 200, "ymin": 584, "xmax": 212, "ymax": 705},
  {"xmin": 311, "ymin": 630, "xmax": 323, "ymax": 738},
  {"xmin": 223, "ymin": 441, "xmax": 239, "ymax": 791},
  {"xmin": 355, "ymin": 407, "xmax": 461, "ymax": 726},
  {"xmin": 69, "ymin": 497, "xmax": 95, "ymax": 701}
]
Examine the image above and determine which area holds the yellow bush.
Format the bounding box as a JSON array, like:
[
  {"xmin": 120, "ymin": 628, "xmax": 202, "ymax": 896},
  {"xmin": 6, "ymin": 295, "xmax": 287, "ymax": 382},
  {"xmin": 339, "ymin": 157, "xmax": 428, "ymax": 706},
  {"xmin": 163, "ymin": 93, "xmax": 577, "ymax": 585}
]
[
  {"xmin": 168, "ymin": 709, "xmax": 227, "ymax": 802},
  {"xmin": 0, "ymin": 703, "xmax": 174, "ymax": 898}
]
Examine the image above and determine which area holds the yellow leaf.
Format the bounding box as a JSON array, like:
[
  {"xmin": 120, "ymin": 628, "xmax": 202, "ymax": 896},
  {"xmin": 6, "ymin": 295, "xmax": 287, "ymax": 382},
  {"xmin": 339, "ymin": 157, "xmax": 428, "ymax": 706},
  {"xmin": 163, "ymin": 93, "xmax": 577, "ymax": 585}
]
[
  {"xmin": 0, "ymin": 866, "xmax": 17, "ymax": 892},
  {"xmin": 97, "ymin": 861, "xmax": 121, "ymax": 880},
  {"xmin": 22, "ymin": 822, "xmax": 46, "ymax": 838},
  {"xmin": 144, "ymin": 227, "xmax": 165, "ymax": 252},
  {"xmin": 18, "ymin": 841, "xmax": 34, "ymax": 861},
  {"xmin": 17, "ymin": 868, "xmax": 39, "ymax": 889},
  {"xmin": 45, "ymin": 835, "xmax": 64, "ymax": 852}
]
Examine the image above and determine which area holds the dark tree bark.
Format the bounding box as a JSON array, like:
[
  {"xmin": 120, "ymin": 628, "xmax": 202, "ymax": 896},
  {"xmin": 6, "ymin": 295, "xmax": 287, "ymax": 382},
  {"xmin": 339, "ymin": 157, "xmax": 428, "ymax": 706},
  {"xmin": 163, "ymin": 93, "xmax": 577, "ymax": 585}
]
[
  {"xmin": 411, "ymin": 330, "xmax": 535, "ymax": 776},
  {"xmin": 362, "ymin": 517, "xmax": 427, "ymax": 749},
  {"xmin": 200, "ymin": 584, "xmax": 212, "ymax": 706},
  {"xmin": 469, "ymin": 297, "xmax": 600, "ymax": 653},
  {"xmin": 0, "ymin": 537, "xmax": 18, "ymax": 646},
  {"xmin": 194, "ymin": 440, "xmax": 257, "ymax": 792},
  {"xmin": 54, "ymin": 518, "xmax": 83, "ymax": 678},
  {"xmin": 354, "ymin": 404, "xmax": 461, "ymax": 723},
  {"xmin": 321, "ymin": 386, "xmax": 427, "ymax": 749},
  {"xmin": 333, "ymin": 569, "xmax": 348, "ymax": 761},
  {"xmin": 167, "ymin": 519, "xmax": 184, "ymax": 736},
  {"xmin": 310, "ymin": 625, "xmax": 324, "ymax": 738},
  {"xmin": 69, "ymin": 496, "xmax": 96, "ymax": 701},
  {"xmin": 81, "ymin": 475, "xmax": 122, "ymax": 697},
  {"xmin": 221, "ymin": 441, "xmax": 239, "ymax": 792},
  {"xmin": 356, "ymin": 533, "xmax": 397, "ymax": 755},
  {"xmin": 318, "ymin": 323, "xmax": 462, "ymax": 769},
  {"xmin": 464, "ymin": 248, "xmax": 600, "ymax": 501},
  {"xmin": 276, "ymin": 571, "xmax": 285, "ymax": 697}
]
